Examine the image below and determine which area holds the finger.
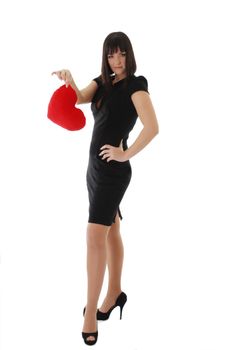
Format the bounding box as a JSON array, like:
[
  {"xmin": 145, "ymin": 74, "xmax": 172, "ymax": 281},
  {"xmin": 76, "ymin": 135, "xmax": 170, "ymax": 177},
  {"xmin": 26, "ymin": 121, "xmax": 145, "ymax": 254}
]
[
  {"xmin": 66, "ymin": 79, "xmax": 72, "ymax": 87},
  {"xmin": 65, "ymin": 72, "xmax": 70, "ymax": 87},
  {"xmin": 101, "ymin": 153, "xmax": 109, "ymax": 160},
  {"xmin": 100, "ymin": 145, "xmax": 111, "ymax": 150},
  {"xmin": 55, "ymin": 71, "xmax": 63, "ymax": 80},
  {"xmin": 51, "ymin": 71, "xmax": 61, "ymax": 77},
  {"xmin": 66, "ymin": 76, "xmax": 72, "ymax": 87},
  {"xmin": 99, "ymin": 149, "xmax": 111, "ymax": 156},
  {"xmin": 60, "ymin": 71, "xmax": 66, "ymax": 80}
]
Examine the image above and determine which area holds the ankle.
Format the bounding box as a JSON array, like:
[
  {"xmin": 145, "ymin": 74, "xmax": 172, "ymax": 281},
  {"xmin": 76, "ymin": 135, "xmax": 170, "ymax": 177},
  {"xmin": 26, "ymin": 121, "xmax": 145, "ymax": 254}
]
[
  {"xmin": 85, "ymin": 304, "xmax": 97, "ymax": 314},
  {"xmin": 107, "ymin": 288, "xmax": 122, "ymax": 297}
]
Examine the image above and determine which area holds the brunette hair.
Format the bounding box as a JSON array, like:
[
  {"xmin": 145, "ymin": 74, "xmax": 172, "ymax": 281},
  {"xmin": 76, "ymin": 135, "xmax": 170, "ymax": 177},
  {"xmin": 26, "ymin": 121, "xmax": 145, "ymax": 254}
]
[{"xmin": 101, "ymin": 32, "xmax": 137, "ymax": 88}]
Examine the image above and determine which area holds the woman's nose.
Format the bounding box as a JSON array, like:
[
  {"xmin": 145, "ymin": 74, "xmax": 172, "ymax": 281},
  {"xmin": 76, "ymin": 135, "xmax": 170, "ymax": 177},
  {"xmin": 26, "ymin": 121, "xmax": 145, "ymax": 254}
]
[{"xmin": 114, "ymin": 55, "xmax": 121, "ymax": 65}]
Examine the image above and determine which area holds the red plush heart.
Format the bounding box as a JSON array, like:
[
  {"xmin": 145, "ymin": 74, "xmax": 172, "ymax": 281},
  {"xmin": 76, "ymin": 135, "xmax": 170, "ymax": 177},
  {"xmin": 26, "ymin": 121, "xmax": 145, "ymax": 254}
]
[{"xmin": 47, "ymin": 84, "xmax": 86, "ymax": 131}]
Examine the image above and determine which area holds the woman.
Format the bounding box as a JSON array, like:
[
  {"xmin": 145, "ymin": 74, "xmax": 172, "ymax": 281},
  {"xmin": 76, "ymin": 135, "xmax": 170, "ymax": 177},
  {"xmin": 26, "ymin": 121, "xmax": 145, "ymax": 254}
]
[{"xmin": 52, "ymin": 31, "xmax": 159, "ymax": 346}]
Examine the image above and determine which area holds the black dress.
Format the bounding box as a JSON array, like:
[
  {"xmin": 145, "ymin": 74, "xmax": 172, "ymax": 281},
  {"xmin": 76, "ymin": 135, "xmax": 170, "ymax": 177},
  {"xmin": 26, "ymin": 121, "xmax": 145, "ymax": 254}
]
[{"xmin": 86, "ymin": 75, "xmax": 149, "ymax": 226}]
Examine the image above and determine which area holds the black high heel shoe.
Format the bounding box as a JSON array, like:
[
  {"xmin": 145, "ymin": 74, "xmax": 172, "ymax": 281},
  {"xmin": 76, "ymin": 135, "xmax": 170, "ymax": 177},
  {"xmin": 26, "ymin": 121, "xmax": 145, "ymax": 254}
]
[
  {"xmin": 82, "ymin": 330, "xmax": 98, "ymax": 346},
  {"xmin": 97, "ymin": 291, "xmax": 127, "ymax": 320}
]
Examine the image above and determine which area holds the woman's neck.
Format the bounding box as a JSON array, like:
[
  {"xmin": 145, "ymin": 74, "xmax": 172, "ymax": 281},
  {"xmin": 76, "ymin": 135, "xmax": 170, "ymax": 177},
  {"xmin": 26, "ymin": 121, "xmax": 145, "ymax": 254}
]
[{"xmin": 113, "ymin": 74, "xmax": 126, "ymax": 84}]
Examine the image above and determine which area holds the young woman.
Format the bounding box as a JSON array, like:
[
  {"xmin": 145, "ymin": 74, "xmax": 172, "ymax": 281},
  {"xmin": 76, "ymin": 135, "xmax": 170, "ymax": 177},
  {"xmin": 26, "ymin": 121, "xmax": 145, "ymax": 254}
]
[{"xmin": 52, "ymin": 31, "xmax": 159, "ymax": 346}]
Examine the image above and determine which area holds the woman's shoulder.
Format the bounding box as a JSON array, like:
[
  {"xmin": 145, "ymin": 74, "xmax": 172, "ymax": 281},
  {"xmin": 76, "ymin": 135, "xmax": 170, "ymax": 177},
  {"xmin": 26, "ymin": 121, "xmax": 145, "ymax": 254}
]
[
  {"xmin": 129, "ymin": 74, "xmax": 148, "ymax": 82},
  {"xmin": 92, "ymin": 75, "xmax": 103, "ymax": 87},
  {"xmin": 127, "ymin": 75, "xmax": 149, "ymax": 95}
]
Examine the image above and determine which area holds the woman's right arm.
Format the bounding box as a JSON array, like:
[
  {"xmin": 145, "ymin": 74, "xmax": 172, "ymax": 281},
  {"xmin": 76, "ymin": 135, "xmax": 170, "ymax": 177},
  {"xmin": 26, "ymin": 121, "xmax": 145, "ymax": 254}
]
[{"xmin": 51, "ymin": 69, "xmax": 98, "ymax": 105}]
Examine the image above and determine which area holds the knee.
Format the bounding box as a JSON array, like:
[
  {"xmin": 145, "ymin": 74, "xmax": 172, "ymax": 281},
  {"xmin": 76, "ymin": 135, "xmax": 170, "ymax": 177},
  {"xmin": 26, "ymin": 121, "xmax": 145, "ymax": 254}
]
[
  {"xmin": 87, "ymin": 224, "xmax": 108, "ymax": 249},
  {"xmin": 108, "ymin": 219, "xmax": 121, "ymax": 237}
]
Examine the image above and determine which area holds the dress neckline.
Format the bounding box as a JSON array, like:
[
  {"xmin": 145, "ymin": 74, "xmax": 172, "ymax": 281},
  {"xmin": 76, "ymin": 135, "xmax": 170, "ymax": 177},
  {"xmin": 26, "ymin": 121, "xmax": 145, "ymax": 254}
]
[{"xmin": 112, "ymin": 76, "xmax": 127, "ymax": 86}]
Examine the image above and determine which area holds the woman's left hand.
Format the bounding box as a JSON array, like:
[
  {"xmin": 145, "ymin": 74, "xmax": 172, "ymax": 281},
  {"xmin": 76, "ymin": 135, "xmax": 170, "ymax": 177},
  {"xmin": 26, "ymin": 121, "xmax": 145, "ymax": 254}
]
[{"xmin": 99, "ymin": 143, "xmax": 128, "ymax": 162}]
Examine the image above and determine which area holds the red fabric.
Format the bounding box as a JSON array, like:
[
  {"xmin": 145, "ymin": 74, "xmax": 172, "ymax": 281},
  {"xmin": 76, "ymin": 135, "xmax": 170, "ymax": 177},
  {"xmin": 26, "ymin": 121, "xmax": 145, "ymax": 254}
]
[{"xmin": 47, "ymin": 84, "xmax": 86, "ymax": 131}]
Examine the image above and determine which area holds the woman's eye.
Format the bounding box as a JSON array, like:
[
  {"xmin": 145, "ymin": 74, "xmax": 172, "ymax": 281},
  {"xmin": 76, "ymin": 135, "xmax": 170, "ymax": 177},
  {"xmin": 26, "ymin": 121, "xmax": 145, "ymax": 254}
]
[
  {"xmin": 121, "ymin": 52, "xmax": 126, "ymax": 56},
  {"xmin": 107, "ymin": 55, "xmax": 113, "ymax": 59}
]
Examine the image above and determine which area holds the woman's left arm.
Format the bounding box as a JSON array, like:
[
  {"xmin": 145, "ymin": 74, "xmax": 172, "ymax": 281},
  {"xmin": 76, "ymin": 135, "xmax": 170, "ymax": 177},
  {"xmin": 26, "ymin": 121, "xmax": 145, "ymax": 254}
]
[
  {"xmin": 124, "ymin": 91, "xmax": 159, "ymax": 160},
  {"xmin": 99, "ymin": 91, "xmax": 159, "ymax": 162}
]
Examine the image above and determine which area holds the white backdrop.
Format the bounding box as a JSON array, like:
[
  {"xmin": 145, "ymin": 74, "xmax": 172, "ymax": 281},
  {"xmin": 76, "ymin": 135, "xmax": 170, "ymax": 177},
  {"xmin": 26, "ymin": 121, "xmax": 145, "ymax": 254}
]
[{"xmin": 0, "ymin": 0, "xmax": 233, "ymax": 349}]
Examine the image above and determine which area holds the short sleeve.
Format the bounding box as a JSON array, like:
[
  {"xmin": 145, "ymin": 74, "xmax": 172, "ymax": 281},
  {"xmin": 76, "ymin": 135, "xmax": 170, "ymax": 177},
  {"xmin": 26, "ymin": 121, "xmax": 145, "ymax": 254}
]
[
  {"xmin": 93, "ymin": 76, "xmax": 102, "ymax": 87},
  {"xmin": 128, "ymin": 75, "xmax": 149, "ymax": 96}
]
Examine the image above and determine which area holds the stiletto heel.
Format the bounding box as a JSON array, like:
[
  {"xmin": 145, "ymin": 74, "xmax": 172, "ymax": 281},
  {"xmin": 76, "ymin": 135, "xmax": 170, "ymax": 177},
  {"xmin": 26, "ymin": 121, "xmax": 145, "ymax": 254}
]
[
  {"xmin": 120, "ymin": 305, "xmax": 123, "ymax": 320},
  {"xmin": 97, "ymin": 291, "xmax": 127, "ymax": 321}
]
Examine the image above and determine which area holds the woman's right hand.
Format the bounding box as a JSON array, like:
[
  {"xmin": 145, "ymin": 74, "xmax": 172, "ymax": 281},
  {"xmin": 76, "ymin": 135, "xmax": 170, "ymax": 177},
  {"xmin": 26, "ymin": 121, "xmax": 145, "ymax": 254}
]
[{"xmin": 51, "ymin": 69, "xmax": 73, "ymax": 87}]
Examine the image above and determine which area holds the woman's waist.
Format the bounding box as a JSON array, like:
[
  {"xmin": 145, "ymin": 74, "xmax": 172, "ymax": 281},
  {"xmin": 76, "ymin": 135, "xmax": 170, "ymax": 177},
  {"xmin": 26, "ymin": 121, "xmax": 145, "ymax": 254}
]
[
  {"xmin": 88, "ymin": 152, "xmax": 131, "ymax": 172},
  {"xmin": 89, "ymin": 136, "xmax": 128, "ymax": 154}
]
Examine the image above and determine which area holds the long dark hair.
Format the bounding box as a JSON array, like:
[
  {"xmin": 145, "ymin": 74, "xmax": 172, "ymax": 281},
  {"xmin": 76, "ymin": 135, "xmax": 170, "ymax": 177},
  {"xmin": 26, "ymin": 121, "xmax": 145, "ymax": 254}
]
[{"xmin": 101, "ymin": 32, "xmax": 137, "ymax": 88}]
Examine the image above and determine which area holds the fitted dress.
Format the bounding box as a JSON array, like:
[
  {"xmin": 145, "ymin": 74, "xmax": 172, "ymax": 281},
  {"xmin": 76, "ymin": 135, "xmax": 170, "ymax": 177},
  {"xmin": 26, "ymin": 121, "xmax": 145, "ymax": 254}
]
[{"xmin": 86, "ymin": 75, "xmax": 149, "ymax": 226}]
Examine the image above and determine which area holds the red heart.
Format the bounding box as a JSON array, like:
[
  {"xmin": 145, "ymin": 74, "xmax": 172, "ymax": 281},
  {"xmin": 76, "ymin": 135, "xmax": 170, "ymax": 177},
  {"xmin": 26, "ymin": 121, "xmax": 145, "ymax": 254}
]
[{"xmin": 47, "ymin": 84, "xmax": 86, "ymax": 131}]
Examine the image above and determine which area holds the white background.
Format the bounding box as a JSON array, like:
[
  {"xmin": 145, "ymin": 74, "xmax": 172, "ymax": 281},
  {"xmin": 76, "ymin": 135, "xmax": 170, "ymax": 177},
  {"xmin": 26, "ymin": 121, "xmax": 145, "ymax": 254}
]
[{"xmin": 0, "ymin": 0, "xmax": 233, "ymax": 349}]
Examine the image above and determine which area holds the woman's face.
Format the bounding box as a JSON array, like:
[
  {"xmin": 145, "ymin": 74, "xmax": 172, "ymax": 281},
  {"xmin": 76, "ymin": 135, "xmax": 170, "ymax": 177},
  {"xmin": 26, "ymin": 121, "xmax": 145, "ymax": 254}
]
[{"xmin": 107, "ymin": 47, "xmax": 126, "ymax": 78}]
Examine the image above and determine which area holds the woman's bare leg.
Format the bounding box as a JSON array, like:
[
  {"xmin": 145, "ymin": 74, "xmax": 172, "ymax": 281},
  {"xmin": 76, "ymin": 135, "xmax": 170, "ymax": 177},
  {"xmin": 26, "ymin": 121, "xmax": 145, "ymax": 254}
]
[
  {"xmin": 99, "ymin": 214, "xmax": 124, "ymax": 312},
  {"xmin": 82, "ymin": 223, "xmax": 110, "ymax": 341}
]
